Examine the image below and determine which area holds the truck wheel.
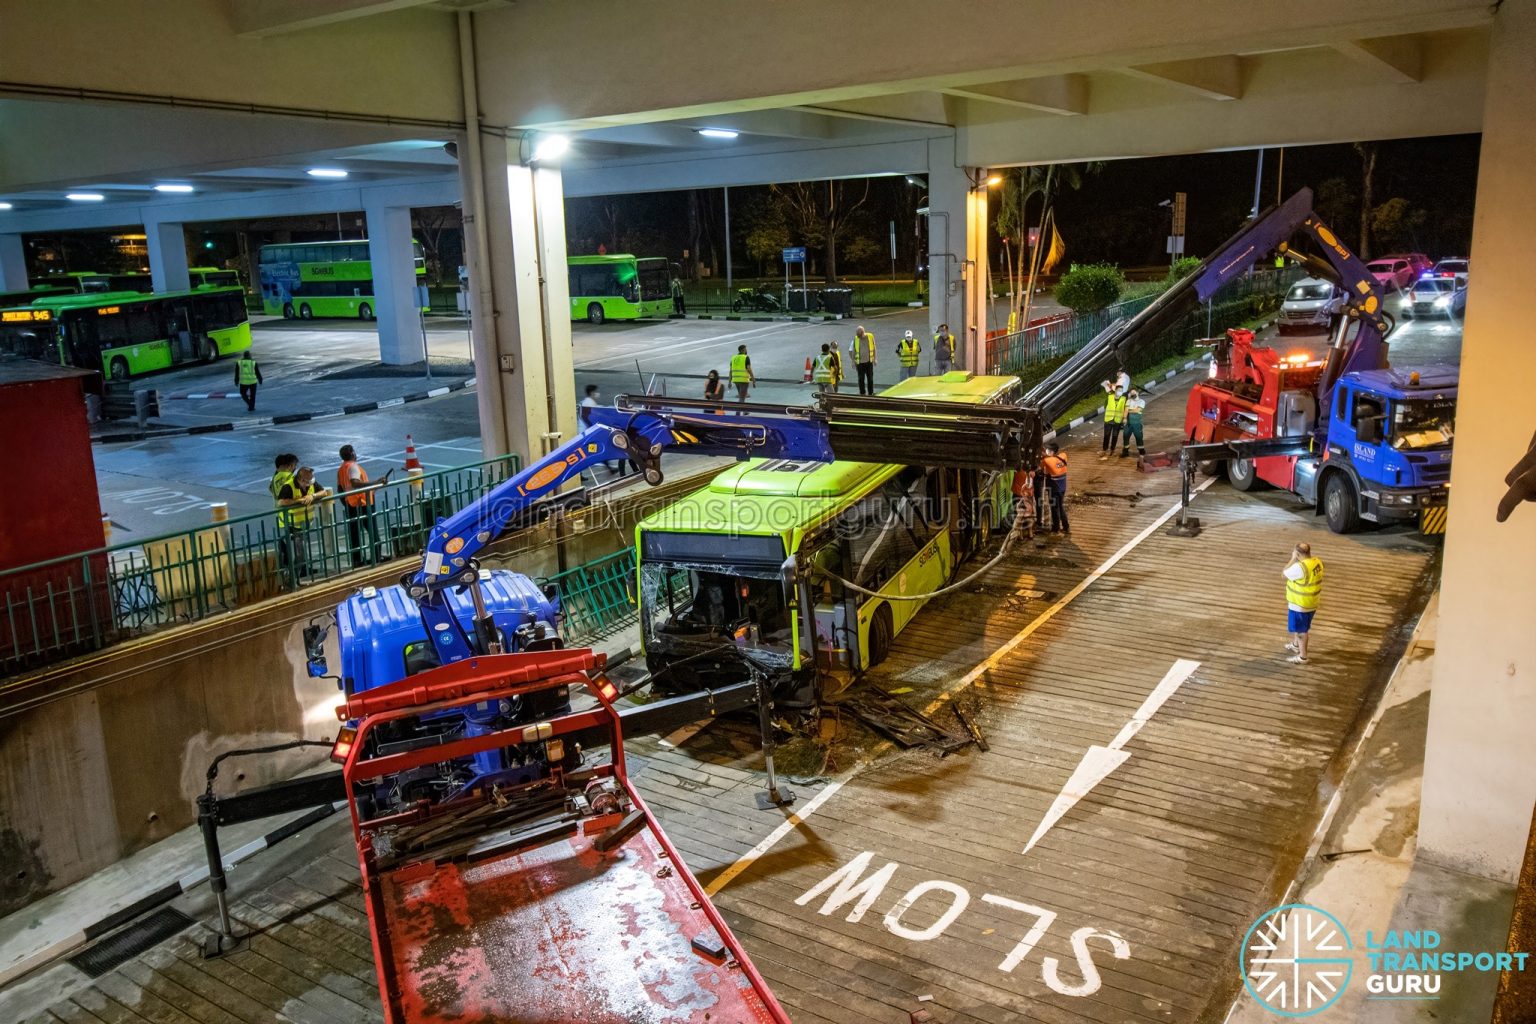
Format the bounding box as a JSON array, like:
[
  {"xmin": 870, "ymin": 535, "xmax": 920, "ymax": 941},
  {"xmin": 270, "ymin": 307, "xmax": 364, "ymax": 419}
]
[
  {"xmin": 1323, "ymin": 474, "xmax": 1361, "ymax": 534},
  {"xmin": 866, "ymin": 604, "xmax": 893, "ymax": 669},
  {"xmin": 1229, "ymin": 457, "xmax": 1263, "ymax": 492},
  {"xmin": 586, "ymin": 303, "xmax": 605, "ymax": 324}
]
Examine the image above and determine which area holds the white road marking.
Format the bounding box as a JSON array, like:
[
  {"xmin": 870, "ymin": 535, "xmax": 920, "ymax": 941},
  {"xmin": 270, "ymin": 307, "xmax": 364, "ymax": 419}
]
[
  {"xmin": 1021, "ymin": 657, "xmax": 1201, "ymax": 854},
  {"xmin": 706, "ymin": 478, "xmax": 1217, "ymax": 895}
]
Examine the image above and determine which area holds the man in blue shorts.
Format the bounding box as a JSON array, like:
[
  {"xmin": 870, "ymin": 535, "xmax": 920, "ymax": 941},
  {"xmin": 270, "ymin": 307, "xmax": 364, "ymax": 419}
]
[{"xmin": 1282, "ymin": 541, "xmax": 1324, "ymax": 664}]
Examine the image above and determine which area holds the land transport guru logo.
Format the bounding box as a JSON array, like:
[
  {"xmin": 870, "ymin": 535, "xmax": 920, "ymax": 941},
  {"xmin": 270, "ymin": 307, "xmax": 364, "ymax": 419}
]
[{"xmin": 1241, "ymin": 902, "xmax": 1531, "ymax": 1017}]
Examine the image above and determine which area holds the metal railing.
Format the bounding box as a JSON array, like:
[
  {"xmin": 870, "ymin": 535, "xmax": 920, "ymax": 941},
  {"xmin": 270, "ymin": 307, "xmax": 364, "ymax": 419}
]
[
  {"xmin": 538, "ymin": 548, "xmax": 639, "ymax": 644},
  {"xmin": 986, "ymin": 268, "xmax": 1295, "ymax": 376},
  {"xmin": 1, "ymin": 454, "xmax": 519, "ymax": 672}
]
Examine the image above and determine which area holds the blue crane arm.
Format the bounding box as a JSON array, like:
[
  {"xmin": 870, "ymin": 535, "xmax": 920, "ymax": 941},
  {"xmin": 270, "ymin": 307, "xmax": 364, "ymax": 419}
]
[{"xmin": 1025, "ymin": 187, "xmax": 1389, "ymax": 424}]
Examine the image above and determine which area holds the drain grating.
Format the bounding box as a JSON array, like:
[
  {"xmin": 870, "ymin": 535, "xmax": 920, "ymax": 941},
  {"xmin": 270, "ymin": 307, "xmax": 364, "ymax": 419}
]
[{"xmin": 68, "ymin": 907, "xmax": 196, "ymax": 978}]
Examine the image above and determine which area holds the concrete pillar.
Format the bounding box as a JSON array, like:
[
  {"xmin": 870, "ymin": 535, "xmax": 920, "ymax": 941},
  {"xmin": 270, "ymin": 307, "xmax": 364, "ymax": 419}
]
[
  {"xmin": 963, "ymin": 177, "xmax": 991, "ymax": 373},
  {"xmin": 926, "ymin": 138, "xmax": 965, "ymax": 355},
  {"xmin": 1418, "ymin": 0, "xmax": 1536, "ymax": 885},
  {"xmin": 0, "ymin": 234, "xmax": 27, "ymax": 292},
  {"xmin": 146, "ymin": 222, "xmax": 189, "ymax": 292},
  {"xmin": 363, "ymin": 205, "xmax": 426, "ymax": 365},
  {"xmin": 464, "ymin": 137, "xmax": 578, "ymax": 462}
]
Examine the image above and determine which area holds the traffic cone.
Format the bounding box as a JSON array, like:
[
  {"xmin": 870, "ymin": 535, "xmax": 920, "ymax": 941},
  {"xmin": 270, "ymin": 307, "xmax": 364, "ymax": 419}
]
[
  {"xmin": 803, "ymin": 357, "xmax": 813, "ymax": 383},
  {"xmin": 403, "ymin": 435, "xmax": 423, "ymax": 472}
]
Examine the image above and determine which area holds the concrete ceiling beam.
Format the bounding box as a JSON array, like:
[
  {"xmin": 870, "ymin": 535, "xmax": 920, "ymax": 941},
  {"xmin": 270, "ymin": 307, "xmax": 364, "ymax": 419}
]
[
  {"xmin": 1122, "ymin": 56, "xmax": 1243, "ymax": 100},
  {"xmin": 1333, "ymin": 35, "xmax": 1423, "ymax": 83},
  {"xmin": 228, "ymin": 0, "xmax": 439, "ymax": 37},
  {"xmin": 943, "ymin": 74, "xmax": 1089, "ymax": 115}
]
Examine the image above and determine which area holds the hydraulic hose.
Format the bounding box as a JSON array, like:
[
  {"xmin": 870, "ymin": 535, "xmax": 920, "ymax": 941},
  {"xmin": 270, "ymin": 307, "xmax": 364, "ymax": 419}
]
[{"xmin": 816, "ymin": 526, "xmax": 1026, "ymax": 602}]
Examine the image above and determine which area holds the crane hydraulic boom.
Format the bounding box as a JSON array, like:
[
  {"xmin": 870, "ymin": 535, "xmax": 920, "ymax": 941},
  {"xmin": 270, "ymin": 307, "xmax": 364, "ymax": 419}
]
[{"xmin": 1025, "ymin": 187, "xmax": 1389, "ymax": 426}]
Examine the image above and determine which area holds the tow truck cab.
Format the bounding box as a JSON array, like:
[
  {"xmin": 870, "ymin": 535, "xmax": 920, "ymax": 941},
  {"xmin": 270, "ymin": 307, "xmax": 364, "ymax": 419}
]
[{"xmin": 1295, "ymin": 367, "xmax": 1455, "ymax": 530}]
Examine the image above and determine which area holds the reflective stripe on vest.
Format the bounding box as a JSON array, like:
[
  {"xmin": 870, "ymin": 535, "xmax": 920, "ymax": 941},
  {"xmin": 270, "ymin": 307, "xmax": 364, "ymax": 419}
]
[
  {"xmin": 851, "ymin": 334, "xmax": 874, "ymax": 362},
  {"xmin": 285, "ymin": 483, "xmax": 317, "ymax": 526},
  {"xmin": 812, "ymin": 354, "xmax": 833, "ymax": 383},
  {"xmin": 338, "ymin": 461, "xmax": 372, "ymax": 508},
  {"xmin": 237, "ymin": 360, "xmax": 259, "ymax": 385},
  {"xmin": 1105, "ymin": 394, "xmax": 1128, "ymax": 423},
  {"xmin": 899, "ymin": 339, "xmax": 920, "ymax": 367},
  {"xmin": 1286, "ymin": 557, "xmax": 1325, "ymax": 610},
  {"xmin": 270, "ymin": 470, "xmax": 294, "ymax": 526},
  {"xmin": 729, "ymin": 353, "xmax": 751, "ymax": 383}
]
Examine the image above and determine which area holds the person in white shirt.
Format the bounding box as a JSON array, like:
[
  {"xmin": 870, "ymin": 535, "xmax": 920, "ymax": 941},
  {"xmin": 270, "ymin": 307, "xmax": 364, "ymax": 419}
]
[
  {"xmin": 1120, "ymin": 389, "xmax": 1147, "ymax": 457},
  {"xmin": 581, "ymin": 385, "xmax": 627, "ymax": 476},
  {"xmin": 1282, "ymin": 542, "xmax": 1325, "ymax": 664}
]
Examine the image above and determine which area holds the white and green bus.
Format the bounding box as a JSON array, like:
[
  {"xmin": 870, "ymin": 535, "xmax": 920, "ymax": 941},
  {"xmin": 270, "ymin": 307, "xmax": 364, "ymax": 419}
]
[
  {"xmin": 257, "ymin": 240, "xmax": 425, "ymax": 320},
  {"xmin": 635, "ymin": 372, "xmax": 1020, "ymax": 708},
  {"xmin": 0, "ymin": 288, "xmax": 251, "ymax": 379},
  {"xmin": 568, "ymin": 254, "xmax": 672, "ymax": 324}
]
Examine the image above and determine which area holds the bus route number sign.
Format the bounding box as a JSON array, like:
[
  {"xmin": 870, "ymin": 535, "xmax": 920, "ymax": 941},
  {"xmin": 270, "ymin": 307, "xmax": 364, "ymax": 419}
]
[{"xmin": 2, "ymin": 309, "xmax": 51, "ymax": 322}]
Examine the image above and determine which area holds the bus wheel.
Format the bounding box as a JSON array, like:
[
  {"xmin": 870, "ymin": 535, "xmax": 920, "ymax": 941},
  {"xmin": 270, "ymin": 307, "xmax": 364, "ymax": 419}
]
[
  {"xmin": 282, "ymin": 303, "xmax": 295, "ymax": 319},
  {"xmin": 586, "ymin": 303, "xmax": 605, "ymax": 325},
  {"xmin": 1323, "ymin": 474, "xmax": 1361, "ymax": 534},
  {"xmin": 358, "ymin": 303, "xmax": 373, "ymax": 321},
  {"xmin": 109, "ymin": 357, "xmax": 129, "ymax": 381},
  {"xmin": 202, "ymin": 339, "xmax": 219, "ymax": 363},
  {"xmin": 1229, "ymin": 457, "xmax": 1263, "ymax": 492},
  {"xmin": 867, "ymin": 604, "xmax": 894, "ymax": 669},
  {"xmin": 299, "ymin": 303, "xmax": 313, "ymax": 320}
]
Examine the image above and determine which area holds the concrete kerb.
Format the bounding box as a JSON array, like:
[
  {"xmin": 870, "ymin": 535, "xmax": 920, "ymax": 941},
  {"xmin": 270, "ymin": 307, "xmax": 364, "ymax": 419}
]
[{"xmin": 92, "ymin": 376, "xmax": 476, "ymax": 444}]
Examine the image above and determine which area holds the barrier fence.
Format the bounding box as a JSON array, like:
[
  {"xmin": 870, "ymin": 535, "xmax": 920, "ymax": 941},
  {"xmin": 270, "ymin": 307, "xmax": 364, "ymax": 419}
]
[
  {"xmin": 986, "ymin": 268, "xmax": 1296, "ymax": 378},
  {"xmin": 1, "ymin": 454, "xmax": 519, "ymax": 672}
]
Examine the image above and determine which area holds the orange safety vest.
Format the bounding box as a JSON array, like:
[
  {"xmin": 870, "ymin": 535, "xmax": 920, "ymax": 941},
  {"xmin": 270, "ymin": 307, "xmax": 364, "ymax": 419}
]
[
  {"xmin": 1043, "ymin": 454, "xmax": 1069, "ymax": 478},
  {"xmin": 338, "ymin": 460, "xmax": 373, "ymax": 508}
]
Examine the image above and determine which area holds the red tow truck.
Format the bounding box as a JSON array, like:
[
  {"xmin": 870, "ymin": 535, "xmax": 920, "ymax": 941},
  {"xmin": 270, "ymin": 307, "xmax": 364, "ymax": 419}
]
[{"xmin": 335, "ymin": 649, "xmax": 789, "ymax": 1024}]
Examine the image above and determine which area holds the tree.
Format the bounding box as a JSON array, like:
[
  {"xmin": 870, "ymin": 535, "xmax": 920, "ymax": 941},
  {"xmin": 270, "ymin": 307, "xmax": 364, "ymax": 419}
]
[
  {"xmin": 1054, "ymin": 263, "xmax": 1124, "ymax": 314},
  {"xmin": 1353, "ymin": 142, "xmax": 1378, "ymax": 259},
  {"xmin": 412, "ymin": 205, "xmax": 461, "ymax": 285},
  {"xmin": 771, "ymin": 179, "xmax": 871, "ymax": 283},
  {"xmin": 1314, "ymin": 177, "xmax": 1358, "ymax": 245},
  {"xmin": 994, "ymin": 163, "xmax": 1100, "ymax": 325},
  {"xmin": 1370, "ymin": 197, "xmax": 1427, "ymax": 254}
]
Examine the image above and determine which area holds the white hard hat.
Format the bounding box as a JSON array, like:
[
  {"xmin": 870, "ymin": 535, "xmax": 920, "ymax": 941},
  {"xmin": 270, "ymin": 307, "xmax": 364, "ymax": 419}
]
[{"xmin": 903, "ymin": 330, "xmax": 914, "ymax": 339}]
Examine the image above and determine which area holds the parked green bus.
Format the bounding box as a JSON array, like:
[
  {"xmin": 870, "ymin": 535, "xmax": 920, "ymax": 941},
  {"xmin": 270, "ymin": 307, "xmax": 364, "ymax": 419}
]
[
  {"xmin": 32, "ymin": 269, "xmax": 239, "ymax": 293},
  {"xmin": 568, "ymin": 254, "xmax": 672, "ymax": 324},
  {"xmin": 257, "ymin": 240, "xmax": 425, "ymax": 320},
  {"xmin": 635, "ymin": 372, "xmax": 1021, "ymax": 708},
  {"xmin": 0, "ymin": 285, "xmax": 74, "ymax": 308},
  {"xmin": 0, "ymin": 288, "xmax": 251, "ymax": 379}
]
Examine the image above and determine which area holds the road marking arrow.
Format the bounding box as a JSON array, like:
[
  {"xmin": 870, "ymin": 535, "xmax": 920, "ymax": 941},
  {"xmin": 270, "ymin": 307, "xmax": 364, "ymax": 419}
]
[{"xmin": 1022, "ymin": 658, "xmax": 1201, "ymax": 854}]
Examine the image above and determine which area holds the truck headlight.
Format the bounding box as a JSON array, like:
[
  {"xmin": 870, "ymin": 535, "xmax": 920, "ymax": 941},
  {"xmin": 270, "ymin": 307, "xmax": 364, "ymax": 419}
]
[{"xmin": 1433, "ymin": 296, "xmax": 1449, "ymax": 308}]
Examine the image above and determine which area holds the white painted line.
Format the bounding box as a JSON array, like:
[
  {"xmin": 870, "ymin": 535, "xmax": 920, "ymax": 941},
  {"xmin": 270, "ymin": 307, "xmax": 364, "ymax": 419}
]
[
  {"xmin": 426, "ymin": 386, "xmax": 450, "ymax": 398},
  {"xmin": 704, "ymin": 776, "xmax": 850, "ymax": 897},
  {"xmin": 1022, "ymin": 658, "xmax": 1201, "ymax": 853},
  {"xmin": 377, "ymin": 397, "xmax": 405, "ymax": 409}
]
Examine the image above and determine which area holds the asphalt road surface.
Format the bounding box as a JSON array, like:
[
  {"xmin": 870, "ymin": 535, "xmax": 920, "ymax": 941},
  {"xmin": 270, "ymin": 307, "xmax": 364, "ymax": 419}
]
[{"xmin": 91, "ymin": 306, "xmax": 1464, "ymax": 541}]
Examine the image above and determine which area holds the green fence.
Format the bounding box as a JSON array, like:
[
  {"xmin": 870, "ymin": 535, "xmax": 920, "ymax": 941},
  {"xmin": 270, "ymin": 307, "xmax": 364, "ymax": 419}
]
[
  {"xmin": 986, "ymin": 267, "xmax": 1296, "ymax": 377},
  {"xmin": 1, "ymin": 454, "xmax": 519, "ymax": 673},
  {"xmin": 538, "ymin": 548, "xmax": 639, "ymax": 644}
]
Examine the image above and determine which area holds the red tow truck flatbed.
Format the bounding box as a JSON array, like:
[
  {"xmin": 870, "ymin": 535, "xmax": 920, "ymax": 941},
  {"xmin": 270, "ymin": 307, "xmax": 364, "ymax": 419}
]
[{"xmin": 337, "ymin": 650, "xmax": 789, "ymax": 1024}]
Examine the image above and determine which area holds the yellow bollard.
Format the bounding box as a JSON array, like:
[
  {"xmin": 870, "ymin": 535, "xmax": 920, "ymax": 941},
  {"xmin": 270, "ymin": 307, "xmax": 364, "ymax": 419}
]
[
  {"xmin": 408, "ymin": 467, "xmax": 425, "ymax": 497},
  {"xmin": 101, "ymin": 513, "xmax": 112, "ymax": 546},
  {"xmin": 209, "ymin": 502, "xmax": 229, "ymax": 524}
]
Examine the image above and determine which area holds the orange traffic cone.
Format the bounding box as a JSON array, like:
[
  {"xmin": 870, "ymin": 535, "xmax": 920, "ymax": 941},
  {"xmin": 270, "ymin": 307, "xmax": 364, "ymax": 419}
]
[
  {"xmin": 403, "ymin": 435, "xmax": 423, "ymax": 472},
  {"xmin": 803, "ymin": 357, "xmax": 813, "ymax": 383}
]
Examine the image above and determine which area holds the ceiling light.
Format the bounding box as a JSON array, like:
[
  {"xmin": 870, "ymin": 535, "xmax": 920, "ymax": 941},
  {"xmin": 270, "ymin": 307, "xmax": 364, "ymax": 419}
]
[
  {"xmin": 307, "ymin": 168, "xmax": 349, "ymax": 179},
  {"xmin": 985, "ymin": 175, "xmax": 1003, "ymax": 187},
  {"xmin": 67, "ymin": 193, "xmax": 105, "ymax": 202},
  {"xmin": 530, "ymin": 134, "xmax": 570, "ymax": 162},
  {"xmin": 0, "ymin": 202, "xmax": 12, "ymax": 211},
  {"xmin": 154, "ymin": 184, "xmax": 195, "ymax": 193},
  {"xmin": 696, "ymin": 128, "xmax": 739, "ymax": 140}
]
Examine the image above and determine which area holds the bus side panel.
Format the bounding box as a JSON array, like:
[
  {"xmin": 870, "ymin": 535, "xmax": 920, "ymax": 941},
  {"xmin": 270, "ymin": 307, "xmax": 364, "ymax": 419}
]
[
  {"xmin": 103, "ymin": 341, "xmax": 173, "ymax": 377},
  {"xmin": 853, "ymin": 530, "xmax": 954, "ymax": 669},
  {"xmin": 212, "ymin": 321, "xmax": 253, "ymax": 357}
]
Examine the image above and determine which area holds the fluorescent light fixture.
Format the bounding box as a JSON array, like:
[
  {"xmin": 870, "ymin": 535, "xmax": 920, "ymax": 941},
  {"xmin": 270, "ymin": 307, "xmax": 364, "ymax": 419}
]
[
  {"xmin": 306, "ymin": 168, "xmax": 349, "ymax": 179},
  {"xmin": 530, "ymin": 134, "xmax": 570, "ymax": 162},
  {"xmin": 0, "ymin": 202, "xmax": 12, "ymax": 210},
  {"xmin": 696, "ymin": 128, "xmax": 739, "ymax": 140},
  {"xmin": 67, "ymin": 192, "xmax": 105, "ymax": 202},
  {"xmin": 154, "ymin": 183, "xmax": 195, "ymax": 193}
]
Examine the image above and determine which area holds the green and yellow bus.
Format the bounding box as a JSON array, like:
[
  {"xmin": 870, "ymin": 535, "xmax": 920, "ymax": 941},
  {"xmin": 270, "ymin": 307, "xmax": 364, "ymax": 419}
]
[
  {"xmin": 568, "ymin": 254, "xmax": 672, "ymax": 324},
  {"xmin": 257, "ymin": 240, "xmax": 425, "ymax": 320},
  {"xmin": 0, "ymin": 288, "xmax": 251, "ymax": 380},
  {"xmin": 32, "ymin": 269, "xmax": 237, "ymax": 294},
  {"xmin": 635, "ymin": 372, "xmax": 1021, "ymax": 707}
]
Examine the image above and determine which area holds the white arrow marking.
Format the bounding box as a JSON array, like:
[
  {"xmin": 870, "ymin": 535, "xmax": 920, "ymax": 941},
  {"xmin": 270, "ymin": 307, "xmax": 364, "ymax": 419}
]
[{"xmin": 1022, "ymin": 658, "xmax": 1201, "ymax": 854}]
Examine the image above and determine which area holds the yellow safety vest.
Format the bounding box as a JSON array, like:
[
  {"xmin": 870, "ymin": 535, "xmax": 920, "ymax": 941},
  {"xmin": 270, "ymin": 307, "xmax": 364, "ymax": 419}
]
[
  {"xmin": 812, "ymin": 354, "xmax": 833, "ymax": 383},
  {"xmin": 933, "ymin": 333, "xmax": 954, "ymax": 358},
  {"xmin": 1286, "ymin": 557, "xmax": 1325, "ymax": 610},
  {"xmin": 285, "ymin": 482, "xmax": 319, "ymax": 526},
  {"xmin": 269, "ymin": 470, "xmax": 295, "ymax": 527},
  {"xmin": 729, "ymin": 353, "xmax": 751, "ymax": 384},
  {"xmin": 850, "ymin": 333, "xmax": 875, "ymax": 362},
  {"xmin": 1105, "ymin": 394, "xmax": 1128, "ymax": 423},
  {"xmin": 898, "ymin": 338, "xmax": 920, "ymax": 367},
  {"xmin": 237, "ymin": 359, "xmax": 259, "ymax": 385}
]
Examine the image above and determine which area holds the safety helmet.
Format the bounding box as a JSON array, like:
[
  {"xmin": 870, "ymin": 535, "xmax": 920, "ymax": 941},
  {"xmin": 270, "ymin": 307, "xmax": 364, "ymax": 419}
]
[{"xmin": 903, "ymin": 330, "xmax": 914, "ymax": 339}]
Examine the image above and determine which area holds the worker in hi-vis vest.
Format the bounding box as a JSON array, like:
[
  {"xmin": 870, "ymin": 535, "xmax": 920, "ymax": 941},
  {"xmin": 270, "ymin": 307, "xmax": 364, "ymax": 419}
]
[
  {"xmin": 932, "ymin": 324, "xmax": 956, "ymax": 374},
  {"xmin": 849, "ymin": 326, "xmax": 877, "ymax": 396},
  {"xmin": 1283, "ymin": 542, "xmax": 1324, "ymax": 664},
  {"xmin": 897, "ymin": 331, "xmax": 921, "ymax": 380},
  {"xmin": 729, "ymin": 344, "xmax": 755, "ymax": 406},
  {"xmin": 235, "ymin": 350, "xmax": 263, "ymax": 411},
  {"xmin": 812, "ymin": 343, "xmax": 838, "ymax": 394},
  {"xmin": 1101, "ymin": 385, "xmax": 1128, "ymax": 459}
]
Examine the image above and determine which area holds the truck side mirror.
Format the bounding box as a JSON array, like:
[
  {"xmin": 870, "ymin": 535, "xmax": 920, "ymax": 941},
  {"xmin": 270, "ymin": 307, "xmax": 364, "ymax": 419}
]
[{"xmin": 303, "ymin": 623, "xmax": 329, "ymax": 678}]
